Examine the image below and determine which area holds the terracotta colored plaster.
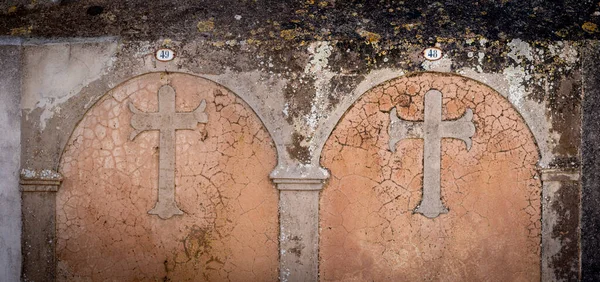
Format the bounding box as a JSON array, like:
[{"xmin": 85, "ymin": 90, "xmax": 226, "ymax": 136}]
[
  {"xmin": 320, "ymin": 73, "xmax": 541, "ymax": 281},
  {"xmin": 57, "ymin": 73, "xmax": 278, "ymax": 281}
]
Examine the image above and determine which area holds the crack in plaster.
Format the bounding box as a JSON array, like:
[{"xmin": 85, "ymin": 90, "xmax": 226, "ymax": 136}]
[
  {"xmin": 319, "ymin": 73, "xmax": 541, "ymax": 281},
  {"xmin": 56, "ymin": 73, "xmax": 279, "ymax": 281}
]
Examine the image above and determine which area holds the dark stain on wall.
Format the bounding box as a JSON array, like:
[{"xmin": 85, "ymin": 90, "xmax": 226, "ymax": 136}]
[
  {"xmin": 549, "ymin": 179, "xmax": 581, "ymax": 281},
  {"xmin": 550, "ymin": 70, "xmax": 582, "ymax": 168},
  {"xmin": 287, "ymin": 132, "xmax": 311, "ymax": 164},
  {"xmin": 582, "ymin": 40, "xmax": 600, "ymax": 281},
  {"xmin": 1, "ymin": 1, "xmax": 600, "ymax": 41}
]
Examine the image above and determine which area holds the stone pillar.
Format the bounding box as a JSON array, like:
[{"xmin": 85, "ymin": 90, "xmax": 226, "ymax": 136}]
[
  {"xmin": 541, "ymin": 168, "xmax": 580, "ymax": 281},
  {"xmin": 20, "ymin": 169, "xmax": 62, "ymax": 282},
  {"xmin": 271, "ymin": 166, "xmax": 328, "ymax": 282},
  {"xmin": 0, "ymin": 41, "xmax": 22, "ymax": 282}
]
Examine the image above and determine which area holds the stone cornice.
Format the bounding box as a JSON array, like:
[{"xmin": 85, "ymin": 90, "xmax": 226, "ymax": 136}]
[
  {"xmin": 539, "ymin": 168, "xmax": 580, "ymax": 182},
  {"xmin": 270, "ymin": 164, "xmax": 329, "ymax": 190},
  {"xmin": 20, "ymin": 169, "xmax": 63, "ymax": 192}
]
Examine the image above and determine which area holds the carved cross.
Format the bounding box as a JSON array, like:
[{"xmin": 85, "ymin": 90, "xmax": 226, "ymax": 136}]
[
  {"xmin": 388, "ymin": 89, "xmax": 475, "ymax": 218},
  {"xmin": 129, "ymin": 85, "xmax": 208, "ymax": 219}
]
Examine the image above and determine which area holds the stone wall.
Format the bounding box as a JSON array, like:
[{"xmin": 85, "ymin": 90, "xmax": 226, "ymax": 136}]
[
  {"xmin": 2, "ymin": 36, "xmax": 582, "ymax": 282},
  {"xmin": 0, "ymin": 1, "xmax": 598, "ymax": 281}
]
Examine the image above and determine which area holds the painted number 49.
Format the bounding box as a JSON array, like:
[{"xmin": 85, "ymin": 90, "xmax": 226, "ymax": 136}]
[
  {"xmin": 155, "ymin": 48, "xmax": 175, "ymax": 62},
  {"xmin": 423, "ymin": 47, "xmax": 443, "ymax": 61}
]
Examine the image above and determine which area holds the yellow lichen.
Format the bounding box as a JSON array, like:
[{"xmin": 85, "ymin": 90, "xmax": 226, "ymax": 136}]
[
  {"xmin": 402, "ymin": 23, "xmax": 419, "ymax": 31},
  {"xmin": 197, "ymin": 20, "xmax": 215, "ymax": 33},
  {"xmin": 246, "ymin": 38, "xmax": 262, "ymax": 45},
  {"xmin": 356, "ymin": 28, "xmax": 381, "ymax": 44},
  {"xmin": 7, "ymin": 6, "xmax": 17, "ymax": 14},
  {"xmin": 101, "ymin": 12, "xmax": 116, "ymax": 22},
  {"xmin": 554, "ymin": 29, "xmax": 568, "ymax": 38},
  {"xmin": 10, "ymin": 25, "xmax": 32, "ymax": 36},
  {"xmin": 582, "ymin": 22, "xmax": 598, "ymax": 33},
  {"xmin": 280, "ymin": 29, "xmax": 299, "ymax": 40}
]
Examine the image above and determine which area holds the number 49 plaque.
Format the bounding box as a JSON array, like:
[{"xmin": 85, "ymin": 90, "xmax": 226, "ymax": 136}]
[{"xmin": 155, "ymin": 48, "xmax": 176, "ymax": 62}]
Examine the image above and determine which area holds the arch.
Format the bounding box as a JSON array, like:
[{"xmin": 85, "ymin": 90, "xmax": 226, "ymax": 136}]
[
  {"xmin": 57, "ymin": 71, "xmax": 280, "ymax": 166},
  {"xmin": 313, "ymin": 71, "xmax": 543, "ymax": 166},
  {"xmin": 319, "ymin": 72, "xmax": 542, "ymax": 281},
  {"xmin": 56, "ymin": 72, "xmax": 279, "ymax": 281}
]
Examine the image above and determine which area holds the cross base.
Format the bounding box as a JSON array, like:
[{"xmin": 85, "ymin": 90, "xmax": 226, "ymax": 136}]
[{"xmin": 149, "ymin": 201, "xmax": 184, "ymax": 219}]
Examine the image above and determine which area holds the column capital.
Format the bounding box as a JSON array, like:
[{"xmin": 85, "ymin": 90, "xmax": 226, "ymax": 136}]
[
  {"xmin": 539, "ymin": 167, "xmax": 580, "ymax": 182},
  {"xmin": 20, "ymin": 169, "xmax": 63, "ymax": 192},
  {"xmin": 269, "ymin": 164, "xmax": 329, "ymax": 189}
]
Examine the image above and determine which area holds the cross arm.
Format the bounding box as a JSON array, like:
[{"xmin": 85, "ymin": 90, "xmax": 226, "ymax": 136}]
[
  {"xmin": 174, "ymin": 100, "xmax": 208, "ymax": 130},
  {"xmin": 388, "ymin": 107, "xmax": 424, "ymax": 152},
  {"xmin": 128, "ymin": 102, "xmax": 163, "ymax": 140},
  {"xmin": 440, "ymin": 108, "xmax": 476, "ymax": 150}
]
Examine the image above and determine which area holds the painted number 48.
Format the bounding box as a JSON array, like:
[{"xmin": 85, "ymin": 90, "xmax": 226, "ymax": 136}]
[
  {"xmin": 155, "ymin": 48, "xmax": 175, "ymax": 62},
  {"xmin": 423, "ymin": 47, "xmax": 443, "ymax": 61}
]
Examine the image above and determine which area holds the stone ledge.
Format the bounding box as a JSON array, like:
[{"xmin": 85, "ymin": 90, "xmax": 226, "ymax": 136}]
[
  {"xmin": 274, "ymin": 182, "xmax": 324, "ymax": 191},
  {"xmin": 540, "ymin": 168, "xmax": 580, "ymax": 182},
  {"xmin": 270, "ymin": 164, "xmax": 329, "ymax": 190},
  {"xmin": 20, "ymin": 184, "xmax": 60, "ymax": 192},
  {"xmin": 272, "ymin": 178, "xmax": 324, "ymax": 184},
  {"xmin": 20, "ymin": 169, "xmax": 62, "ymax": 192}
]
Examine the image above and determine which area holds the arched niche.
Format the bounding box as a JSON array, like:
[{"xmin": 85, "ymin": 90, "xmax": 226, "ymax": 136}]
[
  {"xmin": 57, "ymin": 72, "xmax": 278, "ymax": 281},
  {"xmin": 319, "ymin": 72, "xmax": 541, "ymax": 281}
]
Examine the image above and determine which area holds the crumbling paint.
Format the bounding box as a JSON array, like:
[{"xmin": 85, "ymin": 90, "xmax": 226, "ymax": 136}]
[
  {"xmin": 21, "ymin": 39, "xmax": 117, "ymax": 130},
  {"xmin": 6, "ymin": 29, "xmax": 585, "ymax": 282},
  {"xmin": 320, "ymin": 73, "xmax": 541, "ymax": 281},
  {"xmin": 56, "ymin": 73, "xmax": 279, "ymax": 281}
]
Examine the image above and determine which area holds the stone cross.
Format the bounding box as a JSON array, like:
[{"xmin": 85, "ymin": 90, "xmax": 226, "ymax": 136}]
[
  {"xmin": 129, "ymin": 85, "xmax": 208, "ymax": 219},
  {"xmin": 388, "ymin": 89, "xmax": 475, "ymax": 218}
]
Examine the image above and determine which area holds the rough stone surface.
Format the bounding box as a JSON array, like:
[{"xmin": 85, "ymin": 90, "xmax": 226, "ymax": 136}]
[
  {"xmin": 56, "ymin": 73, "xmax": 278, "ymax": 281},
  {"xmin": 19, "ymin": 169, "xmax": 63, "ymax": 282},
  {"xmin": 0, "ymin": 44, "xmax": 22, "ymax": 282},
  {"xmin": 0, "ymin": 1, "xmax": 599, "ymax": 41},
  {"xmin": 279, "ymin": 189, "xmax": 320, "ymax": 282},
  {"xmin": 320, "ymin": 73, "xmax": 541, "ymax": 281},
  {"xmin": 21, "ymin": 192, "xmax": 56, "ymax": 282},
  {"xmin": 541, "ymin": 169, "xmax": 581, "ymax": 282},
  {"xmin": 582, "ymin": 40, "xmax": 600, "ymax": 281}
]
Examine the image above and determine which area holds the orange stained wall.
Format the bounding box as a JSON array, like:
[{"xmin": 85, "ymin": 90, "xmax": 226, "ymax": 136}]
[
  {"xmin": 57, "ymin": 73, "xmax": 278, "ymax": 281},
  {"xmin": 320, "ymin": 73, "xmax": 541, "ymax": 282}
]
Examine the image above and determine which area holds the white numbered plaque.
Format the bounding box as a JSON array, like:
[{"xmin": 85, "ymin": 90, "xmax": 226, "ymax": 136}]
[
  {"xmin": 423, "ymin": 47, "xmax": 443, "ymax": 61},
  {"xmin": 155, "ymin": 48, "xmax": 175, "ymax": 62}
]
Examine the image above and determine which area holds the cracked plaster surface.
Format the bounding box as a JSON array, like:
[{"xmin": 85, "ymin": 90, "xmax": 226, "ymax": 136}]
[
  {"xmin": 320, "ymin": 73, "xmax": 541, "ymax": 281},
  {"xmin": 57, "ymin": 73, "xmax": 278, "ymax": 281}
]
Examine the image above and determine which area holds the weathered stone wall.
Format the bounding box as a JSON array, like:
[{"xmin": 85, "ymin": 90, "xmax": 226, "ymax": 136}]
[
  {"xmin": 3, "ymin": 36, "xmax": 584, "ymax": 282},
  {"xmin": 0, "ymin": 1, "xmax": 597, "ymax": 281}
]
